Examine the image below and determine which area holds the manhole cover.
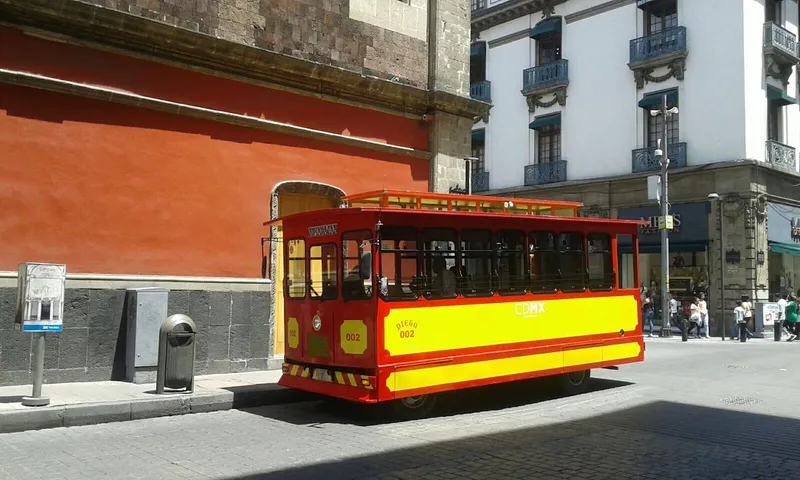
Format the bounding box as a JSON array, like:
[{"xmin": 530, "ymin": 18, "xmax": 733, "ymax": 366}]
[
  {"xmin": 721, "ymin": 396, "xmax": 760, "ymax": 406},
  {"xmin": 724, "ymin": 364, "xmax": 746, "ymax": 369}
]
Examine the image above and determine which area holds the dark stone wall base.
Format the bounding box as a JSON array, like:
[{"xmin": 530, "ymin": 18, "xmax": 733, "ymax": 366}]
[{"xmin": 0, "ymin": 286, "xmax": 275, "ymax": 387}]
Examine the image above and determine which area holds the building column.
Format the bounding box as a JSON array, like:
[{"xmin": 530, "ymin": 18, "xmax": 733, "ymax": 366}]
[
  {"xmin": 708, "ymin": 193, "xmax": 767, "ymax": 337},
  {"xmin": 426, "ymin": 0, "xmax": 472, "ymax": 193}
]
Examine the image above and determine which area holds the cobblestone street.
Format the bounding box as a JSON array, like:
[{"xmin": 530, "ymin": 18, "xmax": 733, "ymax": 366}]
[{"xmin": 1, "ymin": 338, "xmax": 799, "ymax": 480}]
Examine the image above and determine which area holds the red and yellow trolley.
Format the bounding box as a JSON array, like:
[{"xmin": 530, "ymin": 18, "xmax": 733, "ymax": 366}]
[{"xmin": 268, "ymin": 190, "xmax": 645, "ymax": 416}]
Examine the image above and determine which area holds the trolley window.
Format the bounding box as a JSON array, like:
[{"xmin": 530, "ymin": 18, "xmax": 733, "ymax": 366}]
[
  {"xmin": 342, "ymin": 230, "xmax": 373, "ymax": 300},
  {"xmin": 379, "ymin": 227, "xmax": 419, "ymax": 301},
  {"xmin": 558, "ymin": 232, "xmax": 586, "ymax": 293},
  {"xmin": 496, "ymin": 230, "xmax": 527, "ymax": 295},
  {"xmin": 309, "ymin": 243, "xmax": 338, "ymax": 300},
  {"xmin": 587, "ymin": 233, "xmax": 614, "ymax": 291},
  {"xmin": 460, "ymin": 229, "xmax": 493, "ymax": 297},
  {"xmin": 286, "ymin": 238, "xmax": 306, "ymax": 299},
  {"xmin": 529, "ymin": 231, "xmax": 558, "ymax": 294},
  {"xmin": 422, "ymin": 228, "xmax": 458, "ymax": 299}
]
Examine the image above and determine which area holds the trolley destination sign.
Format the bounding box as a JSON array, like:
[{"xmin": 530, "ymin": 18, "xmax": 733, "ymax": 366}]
[{"xmin": 308, "ymin": 223, "xmax": 338, "ymax": 238}]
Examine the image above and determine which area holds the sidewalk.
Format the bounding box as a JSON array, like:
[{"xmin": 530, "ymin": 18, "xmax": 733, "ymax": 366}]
[{"xmin": 0, "ymin": 370, "xmax": 313, "ymax": 434}]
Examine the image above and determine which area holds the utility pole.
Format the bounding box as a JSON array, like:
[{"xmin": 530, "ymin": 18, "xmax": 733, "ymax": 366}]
[{"xmin": 652, "ymin": 94, "xmax": 678, "ymax": 338}]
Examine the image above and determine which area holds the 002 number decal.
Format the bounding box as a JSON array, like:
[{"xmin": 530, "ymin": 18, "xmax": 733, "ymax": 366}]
[
  {"xmin": 345, "ymin": 333, "xmax": 361, "ymax": 342},
  {"xmin": 395, "ymin": 319, "xmax": 418, "ymax": 340}
]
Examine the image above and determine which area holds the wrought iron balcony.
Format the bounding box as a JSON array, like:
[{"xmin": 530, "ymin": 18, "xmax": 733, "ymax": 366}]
[
  {"xmin": 764, "ymin": 22, "xmax": 800, "ymax": 83},
  {"xmin": 631, "ymin": 142, "xmax": 687, "ymax": 173},
  {"xmin": 522, "ymin": 59, "xmax": 569, "ymax": 93},
  {"xmin": 524, "ymin": 160, "xmax": 567, "ymax": 186},
  {"xmin": 470, "ymin": 80, "xmax": 492, "ymax": 102},
  {"xmin": 766, "ymin": 140, "xmax": 797, "ymax": 172},
  {"xmin": 471, "ymin": 171, "xmax": 490, "ymax": 192},
  {"xmin": 629, "ymin": 26, "xmax": 687, "ymax": 66}
]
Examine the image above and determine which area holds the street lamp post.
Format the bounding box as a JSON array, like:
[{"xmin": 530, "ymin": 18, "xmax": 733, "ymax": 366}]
[
  {"xmin": 708, "ymin": 193, "xmax": 725, "ymax": 341},
  {"xmin": 650, "ymin": 95, "xmax": 679, "ymax": 337}
]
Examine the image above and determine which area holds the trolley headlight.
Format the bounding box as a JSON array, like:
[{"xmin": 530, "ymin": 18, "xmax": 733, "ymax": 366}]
[{"xmin": 312, "ymin": 314, "xmax": 322, "ymax": 331}]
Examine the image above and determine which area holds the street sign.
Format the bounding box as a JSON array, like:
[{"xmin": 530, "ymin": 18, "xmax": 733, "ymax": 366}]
[{"xmin": 657, "ymin": 215, "xmax": 674, "ymax": 230}]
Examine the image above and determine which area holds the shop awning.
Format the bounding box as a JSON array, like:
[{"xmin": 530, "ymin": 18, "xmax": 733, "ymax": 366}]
[
  {"xmin": 529, "ymin": 18, "xmax": 562, "ymax": 40},
  {"xmin": 471, "ymin": 129, "xmax": 485, "ymax": 143},
  {"xmin": 618, "ymin": 242, "xmax": 707, "ymax": 254},
  {"xmin": 529, "ymin": 113, "xmax": 561, "ymax": 130},
  {"xmin": 767, "ymin": 85, "xmax": 797, "ymax": 107},
  {"xmin": 638, "ymin": 90, "xmax": 678, "ymax": 109},
  {"xmin": 769, "ymin": 241, "xmax": 800, "ymax": 256}
]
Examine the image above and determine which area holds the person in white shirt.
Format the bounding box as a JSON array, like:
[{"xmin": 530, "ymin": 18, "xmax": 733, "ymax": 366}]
[
  {"xmin": 698, "ymin": 292, "xmax": 710, "ymax": 339},
  {"xmin": 778, "ymin": 293, "xmax": 790, "ymax": 338},
  {"xmin": 688, "ymin": 297, "xmax": 702, "ymax": 338},
  {"xmin": 669, "ymin": 293, "xmax": 679, "ymax": 331}
]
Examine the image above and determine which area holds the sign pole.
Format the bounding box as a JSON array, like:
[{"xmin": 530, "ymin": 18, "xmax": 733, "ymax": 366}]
[
  {"xmin": 659, "ymin": 93, "xmax": 672, "ymax": 338},
  {"xmin": 22, "ymin": 332, "xmax": 49, "ymax": 407}
]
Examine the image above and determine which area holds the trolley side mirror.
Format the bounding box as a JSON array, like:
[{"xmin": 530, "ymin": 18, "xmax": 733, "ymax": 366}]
[{"xmin": 358, "ymin": 244, "xmax": 372, "ymax": 280}]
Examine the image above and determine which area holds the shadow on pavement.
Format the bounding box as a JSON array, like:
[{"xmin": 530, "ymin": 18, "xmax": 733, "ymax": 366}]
[
  {"xmin": 239, "ymin": 377, "xmax": 633, "ymax": 427},
  {"xmin": 226, "ymin": 399, "xmax": 800, "ymax": 480}
]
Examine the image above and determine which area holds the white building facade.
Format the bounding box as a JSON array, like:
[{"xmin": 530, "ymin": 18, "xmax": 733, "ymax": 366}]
[{"xmin": 469, "ymin": 0, "xmax": 800, "ymax": 335}]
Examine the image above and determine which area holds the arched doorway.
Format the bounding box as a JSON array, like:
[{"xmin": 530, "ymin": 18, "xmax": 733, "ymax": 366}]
[{"xmin": 270, "ymin": 181, "xmax": 345, "ymax": 358}]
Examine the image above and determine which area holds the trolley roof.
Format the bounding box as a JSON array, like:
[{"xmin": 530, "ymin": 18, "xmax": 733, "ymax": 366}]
[{"xmin": 341, "ymin": 189, "xmax": 582, "ymax": 216}]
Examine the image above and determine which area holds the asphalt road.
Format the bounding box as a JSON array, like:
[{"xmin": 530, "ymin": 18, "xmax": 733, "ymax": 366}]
[{"xmin": 1, "ymin": 337, "xmax": 799, "ymax": 480}]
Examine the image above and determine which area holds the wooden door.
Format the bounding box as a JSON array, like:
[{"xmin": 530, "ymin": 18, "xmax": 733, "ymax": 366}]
[{"xmin": 273, "ymin": 192, "xmax": 336, "ymax": 357}]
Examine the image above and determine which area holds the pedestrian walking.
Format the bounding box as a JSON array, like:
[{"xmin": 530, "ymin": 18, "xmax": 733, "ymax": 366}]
[
  {"xmin": 734, "ymin": 300, "xmax": 746, "ymax": 340},
  {"xmin": 778, "ymin": 293, "xmax": 790, "ymax": 339},
  {"xmin": 643, "ymin": 298, "xmax": 655, "ymax": 337},
  {"xmin": 669, "ymin": 292, "xmax": 679, "ymax": 334},
  {"xmin": 688, "ymin": 297, "xmax": 702, "ymax": 338},
  {"xmin": 698, "ymin": 292, "xmax": 710, "ymax": 339},
  {"xmin": 786, "ymin": 294, "xmax": 798, "ymax": 342},
  {"xmin": 732, "ymin": 295, "xmax": 754, "ymax": 340}
]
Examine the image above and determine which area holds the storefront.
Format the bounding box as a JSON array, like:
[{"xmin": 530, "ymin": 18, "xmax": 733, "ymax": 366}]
[
  {"xmin": 767, "ymin": 203, "xmax": 800, "ymax": 297},
  {"xmin": 618, "ymin": 202, "xmax": 711, "ymax": 324}
]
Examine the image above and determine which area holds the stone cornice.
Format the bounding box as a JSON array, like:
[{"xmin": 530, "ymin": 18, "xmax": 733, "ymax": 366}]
[
  {"xmin": 471, "ymin": 0, "xmax": 567, "ymax": 38},
  {"xmin": 0, "ymin": 0, "xmax": 490, "ymax": 120}
]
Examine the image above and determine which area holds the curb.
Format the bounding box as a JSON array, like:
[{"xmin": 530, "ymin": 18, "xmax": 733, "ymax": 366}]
[{"xmin": 0, "ymin": 385, "xmax": 314, "ymax": 434}]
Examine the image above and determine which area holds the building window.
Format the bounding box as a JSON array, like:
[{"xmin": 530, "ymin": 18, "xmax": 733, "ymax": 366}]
[
  {"xmin": 471, "ymin": 49, "xmax": 486, "ymax": 85},
  {"xmin": 768, "ymin": 101, "xmax": 781, "ymax": 142},
  {"xmin": 647, "ymin": 104, "xmax": 679, "ymax": 148},
  {"xmin": 537, "ymin": 124, "xmax": 561, "ymax": 163},
  {"xmin": 471, "ymin": 141, "xmax": 485, "ymax": 173},
  {"xmin": 766, "ymin": 0, "xmax": 781, "ymax": 24},
  {"xmin": 537, "ymin": 33, "xmax": 562, "ymax": 66},
  {"xmin": 644, "ymin": 0, "xmax": 678, "ymax": 35},
  {"xmin": 471, "ymin": 0, "xmax": 486, "ymax": 13}
]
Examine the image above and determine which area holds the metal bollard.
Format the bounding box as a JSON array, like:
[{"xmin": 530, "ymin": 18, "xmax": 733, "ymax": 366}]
[
  {"xmin": 775, "ymin": 321, "xmax": 782, "ymax": 342},
  {"xmin": 681, "ymin": 318, "xmax": 688, "ymax": 342},
  {"xmin": 739, "ymin": 323, "xmax": 747, "ymax": 343}
]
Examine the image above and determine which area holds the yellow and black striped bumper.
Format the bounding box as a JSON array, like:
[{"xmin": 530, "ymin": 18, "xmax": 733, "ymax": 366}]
[{"xmin": 282, "ymin": 363, "xmax": 374, "ymax": 390}]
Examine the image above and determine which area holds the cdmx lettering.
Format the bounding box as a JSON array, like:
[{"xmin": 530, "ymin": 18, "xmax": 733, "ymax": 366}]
[{"xmin": 514, "ymin": 301, "xmax": 546, "ymax": 318}]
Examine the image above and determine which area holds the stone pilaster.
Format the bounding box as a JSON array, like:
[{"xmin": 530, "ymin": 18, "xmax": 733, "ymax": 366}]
[
  {"xmin": 426, "ymin": 0, "xmax": 473, "ymax": 193},
  {"xmin": 429, "ymin": 112, "xmax": 472, "ymax": 193}
]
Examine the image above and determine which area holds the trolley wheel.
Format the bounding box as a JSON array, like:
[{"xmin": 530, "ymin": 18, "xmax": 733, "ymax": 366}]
[
  {"xmin": 556, "ymin": 369, "xmax": 591, "ymax": 396},
  {"xmin": 389, "ymin": 394, "xmax": 438, "ymax": 419}
]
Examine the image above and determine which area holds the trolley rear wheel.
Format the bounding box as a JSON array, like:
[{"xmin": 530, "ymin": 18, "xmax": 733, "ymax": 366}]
[
  {"xmin": 389, "ymin": 393, "xmax": 437, "ymax": 419},
  {"xmin": 556, "ymin": 369, "xmax": 591, "ymax": 396}
]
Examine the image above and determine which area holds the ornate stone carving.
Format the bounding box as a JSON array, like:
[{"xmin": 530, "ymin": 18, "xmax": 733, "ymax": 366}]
[
  {"xmin": 631, "ymin": 58, "xmax": 687, "ymax": 89},
  {"xmin": 765, "ymin": 54, "xmax": 794, "ymax": 85},
  {"xmin": 525, "ymin": 86, "xmax": 567, "ymax": 113}
]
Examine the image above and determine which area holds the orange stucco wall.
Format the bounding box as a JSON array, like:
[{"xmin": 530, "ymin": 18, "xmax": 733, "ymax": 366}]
[{"xmin": 0, "ymin": 28, "xmax": 430, "ymax": 277}]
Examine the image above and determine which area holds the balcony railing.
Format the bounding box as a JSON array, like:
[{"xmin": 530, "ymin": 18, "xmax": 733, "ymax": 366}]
[
  {"xmin": 522, "ymin": 59, "xmax": 569, "ymax": 93},
  {"xmin": 524, "ymin": 160, "xmax": 567, "ymax": 186},
  {"xmin": 764, "ymin": 22, "xmax": 800, "ymax": 62},
  {"xmin": 766, "ymin": 140, "xmax": 797, "ymax": 172},
  {"xmin": 470, "ymin": 80, "xmax": 492, "ymax": 102},
  {"xmin": 629, "ymin": 26, "xmax": 687, "ymax": 65},
  {"xmin": 471, "ymin": 171, "xmax": 490, "ymax": 192},
  {"xmin": 471, "ymin": 0, "xmax": 486, "ymax": 15},
  {"xmin": 631, "ymin": 142, "xmax": 687, "ymax": 173}
]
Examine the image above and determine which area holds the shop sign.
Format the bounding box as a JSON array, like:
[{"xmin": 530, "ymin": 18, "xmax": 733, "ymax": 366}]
[{"xmin": 638, "ymin": 213, "xmax": 681, "ymax": 234}]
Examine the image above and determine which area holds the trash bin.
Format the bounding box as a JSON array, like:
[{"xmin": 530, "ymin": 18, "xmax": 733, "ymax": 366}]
[{"xmin": 156, "ymin": 314, "xmax": 197, "ymax": 394}]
